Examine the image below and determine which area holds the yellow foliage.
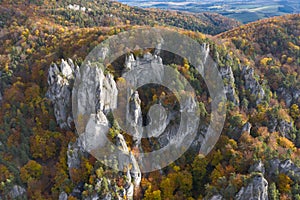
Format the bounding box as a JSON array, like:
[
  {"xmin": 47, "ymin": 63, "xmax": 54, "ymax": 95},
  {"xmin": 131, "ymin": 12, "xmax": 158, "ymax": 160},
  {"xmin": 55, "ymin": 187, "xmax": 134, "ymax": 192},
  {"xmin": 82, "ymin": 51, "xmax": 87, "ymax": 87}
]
[
  {"xmin": 35, "ymin": 29, "xmax": 39, "ymax": 36},
  {"xmin": 277, "ymin": 137, "xmax": 295, "ymax": 150},
  {"xmin": 277, "ymin": 173, "xmax": 293, "ymax": 194},
  {"xmin": 288, "ymin": 42, "xmax": 300, "ymax": 51},
  {"xmin": 20, "ymin": 160, "xmax": 42, "ymax": 183},
  {"xmin": 260, "ymin": 57, "xmax": 272, "ymax": 66},
  {"xmin": 290, "ymin": 104, "xmax": 300, "ymax": 119},
  {"xmin": 287, "ymin": 57, "xmax": 293, "ymax": 64}
]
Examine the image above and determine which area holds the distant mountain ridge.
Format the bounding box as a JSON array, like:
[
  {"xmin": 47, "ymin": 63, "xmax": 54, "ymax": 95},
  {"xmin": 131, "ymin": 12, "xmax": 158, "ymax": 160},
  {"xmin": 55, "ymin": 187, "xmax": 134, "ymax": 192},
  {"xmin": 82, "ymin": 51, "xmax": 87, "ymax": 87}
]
[
  {"xmin": 0, "ymin": 0, "xmax": 240, "ymax": 35},
  {"xmin": 118, "ymin": 0, "xmax": 300, "ymax": 23}
]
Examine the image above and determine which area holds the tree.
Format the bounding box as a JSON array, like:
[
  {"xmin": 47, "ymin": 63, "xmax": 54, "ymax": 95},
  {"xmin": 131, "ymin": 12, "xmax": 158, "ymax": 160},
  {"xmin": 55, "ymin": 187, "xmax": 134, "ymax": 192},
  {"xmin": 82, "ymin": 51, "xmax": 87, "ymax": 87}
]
[
  {"xmin": 192, "ymin": 155, "xmax": 208, "ymax": 195},
  {"xmin": 277, "ymin": 173, "xmax": 292, "ymax": 194},
  {"xmin": 160, "ymin": 177, "xmax": 174, "ymax": 199},
  {"xmin": 20, "ymin": 160, "xmax": 42, "ymax": 183},
  {"xmin": 290, "ymin": 104, "xmax": 300, "ymax": 120},
  {"xmin": 144, "ymin": 185, "xmax": 162, "ymax": 200},
  {"xmin": 269, "ymin": 182, "xmax": 280, "ymax": 200},
  {"xmin": 0, "ymin": 165, "xmax": 11, "ymax": 182}
]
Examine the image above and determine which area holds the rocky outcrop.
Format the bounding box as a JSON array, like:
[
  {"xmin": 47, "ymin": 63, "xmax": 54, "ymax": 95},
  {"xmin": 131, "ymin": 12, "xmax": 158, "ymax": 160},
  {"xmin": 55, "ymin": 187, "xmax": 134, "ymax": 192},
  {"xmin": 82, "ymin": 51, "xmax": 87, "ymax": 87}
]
[
  {"xmin": 115, "ymin": 133, "xmax": 141, "ymax": 189},
  {"xmin": 277, "ymin": 120, "xmax": 294, "ymax": 139},
  {"xmin": 249, "ymin": 160, "xmax": 265, "ymax": 175},
  {"xmin": 67, "ymin": 138, "xmax": 84, "ymax": 169},
  {"xmin": 128, "ymin": 91, "xmax": 143, "ymax": 144},
  {"xmin": 46, "ymin": 58, "xmax": 79, "ymax": 129},
  {"xmin": 241, "ymin": 66, "xmax": 265, "ymax": 105},
  {"xmin": 123, "ymin": 53, "xmax": 164, "ymax": 87},
  {"xmin": 242, "ymin": 122, "xmax": 252, "ymax": 134},
  {"xmin": 277, "ymin": 87, "xmax": 300, "ymax": 107},
  {"xmin": 146, "ymin": 103, "xmax": 168, "ymax": 138},
  {"xmin": 59, "ymin": 191, "xmax": 68, "ymax": 200},
  {"xmin": 219, "ymin": 64, "xmax": 239, "ymax": 105},
  {"xmin": 267, "ymin": 116, "xmax": 294, "ymax": 140},
  {"xmin": 235, "ymin": 174, "xmax": 268, "ymax": 200},
  {"xmin": 124, "ymin": 54, "xmax": 136, "ymax": 71},
  {"xmin": 208, "ymin": 194, "xmax": 224, "ymax": 200},
  {"xmin": 268, "ymin": 159, "xmax": 300, "ymax": 181},
  {"xmin": 74, "ymin": 61, "xmax": 118, "ymax": 126},
  {"xmin": 8, "ymin": 185, "xmax": 26, "ymax": 199},
  {"xmin": 47, "ymin": 58, "xmax": 141, "ymax": 200}
]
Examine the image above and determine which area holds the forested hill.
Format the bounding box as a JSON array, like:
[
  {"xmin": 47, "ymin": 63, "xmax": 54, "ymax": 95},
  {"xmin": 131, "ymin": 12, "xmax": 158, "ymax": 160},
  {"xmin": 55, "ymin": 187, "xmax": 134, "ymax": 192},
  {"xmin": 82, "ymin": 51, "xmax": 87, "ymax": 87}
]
[
  {"xmin": 0, "ymin": 0, "xmax": 240, "ymax": 35},
  {"xmin": 217, "ymin": 14, "xmax": 300, "ymax": 110}
]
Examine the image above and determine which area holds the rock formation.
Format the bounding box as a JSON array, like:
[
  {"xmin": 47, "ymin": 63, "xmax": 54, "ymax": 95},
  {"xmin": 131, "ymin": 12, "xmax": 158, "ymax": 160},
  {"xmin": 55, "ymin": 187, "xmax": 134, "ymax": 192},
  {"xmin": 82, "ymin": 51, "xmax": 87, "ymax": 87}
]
[
  {"xmin": 8, "ymin": 185, "xmax": 26, "ymax": 199},
  {"xmin": 219, "ymin": 64, "xmax": 239, "ymax": 105},
  {"xmin": 249, "ymin": 160, "xmax": 265, "ymax": 175},
  {"xmin": 47, "ymin": 58, "xmax": 140, "ymax": 199},
  {"xmin": 268, "ymin": 159, "xmax": 300, "ymax": 181},
  {"xmin": 235, "ymin": 174, "xmax": 268, "ymax": 200},
  {"xmin": 46, "ymin": 58, "xmax": 79, "ymax": 129},
  {"xmin": 241, "ymin": 66, "xmax": 265, "ymax": 105},
  {"xmin": 277, "ymin": 87, "xmax": 300, "ymax": 107}
]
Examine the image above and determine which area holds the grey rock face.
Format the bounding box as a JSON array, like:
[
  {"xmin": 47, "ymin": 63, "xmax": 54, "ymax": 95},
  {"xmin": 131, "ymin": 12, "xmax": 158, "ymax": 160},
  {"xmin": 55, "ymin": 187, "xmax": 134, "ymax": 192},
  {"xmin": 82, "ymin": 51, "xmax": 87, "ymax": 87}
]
[
  {"xmin": 59, "ymin": 191, "xmax": 68, "ymax": 200},
  {"xmin": 130, "ymin": 152, "xmax": 142, "ymax": 186},
  {"xmin": 48, "ymin": 58, "xmax": 141, "ymax": 199},
  {"xmin": 277, "ymin": 87, "xmax": 300, "ymax": 107},
  {"xmin": 235, "ymin": 175, "xmax": 268, "ymax": 200},
  {"xmin": 8, "ymin": 185, "xmax": 26, "ymax": 199},
  {"xmin": 128, "ymin": 91, "xmax": 143, "ymax": 143},
  {"xmin": 242, "ymin": 122, "xmax": 252, "ymax": 134},
  {"xmin": 202, "ymin": 43, "xmax": 210, "ymax": 65},
  {"xmin": 267, "ymin": 117, "xmax": 294, "ymax": 140},
  {"xmin": 268, "ymin": 159, "xmax": 300, "ymax": 181},
  {"xmin": 249, "ymin": 160, "xmax": 265, "ymax": 175},
  {"xmin": 126, "ymin": 183, "xmax": 134, "ymax": 200},
  {"xmin": 278, "ymin": 120, "xmax": 294, "ymax": 140},
  {"xmin": 115, "ymin": 133, "xmax": 141, "ymax": 187},
  {"xmin": 208, "ymin": 194, "xmax": 224, "ymax": 200},
  {"xmin": 124, "ymin": 54, "xmax": 136, "ymax": 71},
  {"xmin": 242, "ymin": 66, "xmax": 265, "ymax": 105},
  {"xmin": 102, "ymin": 194, "xmax": 112, "ymax": 200},
  {"xmin": 74, "ymin": 62, "xmax": 118, "ymax": 124},
  {"xmin": 219, "ymin": 65, "xmax": 239, "ymax": 105},
  {"xmin": 122, "ymin": 53, "xmax": 164, "ymax": 87},
  {"xmin": 46, "ymin": 58, "xmax": 79, "ymax": 129},
  {"xmin": 67, "ymin": 137, "xmax": 84, "ymax": 169},
  {"xmin": 293, "ymin": 89, "xmax": 300, "ymax": 104},
  {"xmin": 146, "ymin": 103, "xmax": 168, "ymax": 138}
]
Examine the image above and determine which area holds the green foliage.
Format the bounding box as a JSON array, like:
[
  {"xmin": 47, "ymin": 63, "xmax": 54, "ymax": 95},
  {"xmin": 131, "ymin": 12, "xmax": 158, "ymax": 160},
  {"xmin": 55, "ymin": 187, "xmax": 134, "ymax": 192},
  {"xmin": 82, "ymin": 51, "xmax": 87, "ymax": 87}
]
[{"xmin": 269, "ymin": 182, "xmax": 280, "ymax": 200}]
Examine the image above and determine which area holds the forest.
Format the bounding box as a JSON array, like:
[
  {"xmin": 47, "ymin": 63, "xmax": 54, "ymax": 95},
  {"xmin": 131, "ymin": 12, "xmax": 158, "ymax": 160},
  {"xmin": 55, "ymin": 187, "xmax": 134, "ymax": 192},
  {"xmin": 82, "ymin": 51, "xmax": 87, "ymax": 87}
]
[{"xmin": 0, "ymin": 0, "xmax": 299, "ymax": 199}]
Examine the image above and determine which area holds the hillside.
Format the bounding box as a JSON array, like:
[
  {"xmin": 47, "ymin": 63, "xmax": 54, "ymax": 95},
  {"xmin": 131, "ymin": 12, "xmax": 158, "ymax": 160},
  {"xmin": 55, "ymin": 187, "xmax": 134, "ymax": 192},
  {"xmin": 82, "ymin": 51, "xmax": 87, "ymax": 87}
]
[
  {"xmin": 0, "ymin": 0, "xmax": 299, "ymax": 199},
  {"xmin": 0, "ymin": 0, "xmax": 240, "ymax": 35},
  {"xmin": 218, "ymin": 14, "xmax": 300, "ymax": 110}
]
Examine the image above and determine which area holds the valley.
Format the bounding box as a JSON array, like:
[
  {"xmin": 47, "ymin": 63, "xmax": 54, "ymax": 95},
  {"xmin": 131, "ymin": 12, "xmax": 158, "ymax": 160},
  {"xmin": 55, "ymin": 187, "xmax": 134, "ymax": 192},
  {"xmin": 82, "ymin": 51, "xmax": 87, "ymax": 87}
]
[{"xmin": 117, "ymin": 0, "xmax": 300, "ymax": 23}]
